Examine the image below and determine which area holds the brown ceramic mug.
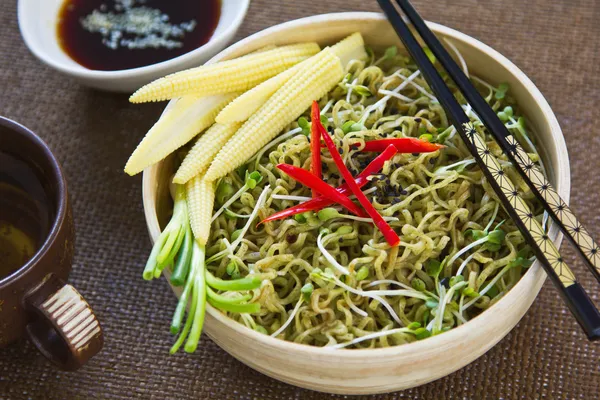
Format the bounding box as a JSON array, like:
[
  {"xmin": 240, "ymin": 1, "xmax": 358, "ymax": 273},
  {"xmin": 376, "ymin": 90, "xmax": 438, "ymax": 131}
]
[{"xmin": 0, "ymin": 117, "xmax": 103, "ymax": 370}]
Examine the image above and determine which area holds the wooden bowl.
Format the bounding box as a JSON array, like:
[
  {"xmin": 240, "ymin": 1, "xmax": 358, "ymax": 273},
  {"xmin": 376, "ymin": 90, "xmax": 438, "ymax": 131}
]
[{"xmin": 142, "ymin": 13, "xmax": 570, "ymax": 395}]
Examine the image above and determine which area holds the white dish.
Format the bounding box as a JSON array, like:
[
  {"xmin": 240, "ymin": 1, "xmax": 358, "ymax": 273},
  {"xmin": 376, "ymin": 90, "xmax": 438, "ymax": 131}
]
[
  {"xmin": 17, "ymin": 0, "xmax": 249, "ymax": 92},
  {"xmin": 142, "ymin": 12, "xmax": 569, "ymax": 395}
]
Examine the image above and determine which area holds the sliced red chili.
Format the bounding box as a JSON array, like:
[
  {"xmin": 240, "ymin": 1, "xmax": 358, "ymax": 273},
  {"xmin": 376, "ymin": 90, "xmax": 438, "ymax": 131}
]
[
  {"xmin": 318, "ymin": 119, "xmax": 400, "ymax": 246},
  {"xmin": 276, "ymin": 164, "xmax": 367, "ymax": 217},
  {"xmin": 261, "ymin": 145, "xmax": 398, "ymax": 224},
  {"xmin": 359, "ymin": 137, "xmax": 444, "ymax": 153},
  {"xmin": 310, "ymin": 101, "xmax": 322, "ymax": 198}
]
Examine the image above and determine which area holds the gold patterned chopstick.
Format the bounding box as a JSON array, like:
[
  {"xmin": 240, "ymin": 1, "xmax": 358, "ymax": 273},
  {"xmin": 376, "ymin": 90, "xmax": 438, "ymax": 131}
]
[
  {"xmin": 395, "ymin": 0, "xmax": 600, "ymax": 284},
  {"xmin": 377, "ymin": 0, "xmax": 600, "ymax": 339}
]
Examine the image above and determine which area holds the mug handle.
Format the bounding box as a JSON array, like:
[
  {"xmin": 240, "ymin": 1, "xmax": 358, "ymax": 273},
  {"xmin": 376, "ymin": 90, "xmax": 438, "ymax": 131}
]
[{"xmin": 23, "ymin": 274, "xmax": 103, "ymax": 370}]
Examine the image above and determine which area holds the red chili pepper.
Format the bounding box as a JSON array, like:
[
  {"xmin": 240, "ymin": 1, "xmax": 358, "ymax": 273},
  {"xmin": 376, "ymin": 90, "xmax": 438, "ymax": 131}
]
[
  {"xmin": 318, "ymin": 118, "xmax": 400, "ymax": 246},
  {"xmin": 310, "ymin": 101, "xmax": 322, "ymax": 198},
  {"xmin": 261, "ymin": 145, "xmax": 398, "ymax": 224},
  {"xmin": 276, "ymin": 164, "xmax": 367, "ymax": 217},
  {"xmin": 359, "ymin": 137, "xmax": 444, "ymax": 153}
]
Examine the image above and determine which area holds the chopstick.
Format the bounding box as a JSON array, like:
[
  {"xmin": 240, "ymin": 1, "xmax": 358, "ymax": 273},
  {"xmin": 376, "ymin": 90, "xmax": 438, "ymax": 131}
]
[
  {"xmin": 394, "ymin": 0, "xmax": 600, "ymax": 285},
  {"xmin": 377, "ymin": 0, "xmax": 600, "ymax": 340}
]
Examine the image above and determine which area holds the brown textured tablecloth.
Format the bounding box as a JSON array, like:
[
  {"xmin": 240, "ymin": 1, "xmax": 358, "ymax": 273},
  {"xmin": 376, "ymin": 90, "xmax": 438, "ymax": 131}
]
[{"xmin": 1, "ymin": 0, "xmax": 599, "ymax": 398}]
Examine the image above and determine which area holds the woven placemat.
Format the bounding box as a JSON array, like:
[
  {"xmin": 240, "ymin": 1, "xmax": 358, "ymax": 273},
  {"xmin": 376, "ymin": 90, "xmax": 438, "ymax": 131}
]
[{"xmin": 1, "ymin": 0, "xmax": 599, "ymax": 398}]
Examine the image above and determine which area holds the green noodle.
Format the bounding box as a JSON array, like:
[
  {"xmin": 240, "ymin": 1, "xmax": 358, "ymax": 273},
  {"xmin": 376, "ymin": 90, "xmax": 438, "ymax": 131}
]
[{"xmin": 206, "ymin": 48, "xmax": 544, "ymax": 348}]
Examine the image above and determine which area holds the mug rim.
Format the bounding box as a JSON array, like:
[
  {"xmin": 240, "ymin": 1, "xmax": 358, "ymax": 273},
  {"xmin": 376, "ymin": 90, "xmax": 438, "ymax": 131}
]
[{"xmin": 0, "ymin": 116, "xmax": 67, "ymax": 288}]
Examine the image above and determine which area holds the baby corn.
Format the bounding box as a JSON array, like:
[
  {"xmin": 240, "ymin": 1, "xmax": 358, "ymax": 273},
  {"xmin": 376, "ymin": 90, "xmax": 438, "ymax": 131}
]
[
  {"xmin": 204, "ymin": 47, "xmax": 344, "ymax": 182},
  {"xmin": 173, "ymin": 122, "xmax": 242, "ymax": 184},
  {"xmin": 130, "ymin": 43, "xmax": 320, "ymax": 103},
  {"xmin": 124, "ymin": 93, "xmax": 237, "ymax": 176},
  {"xmin": 185, "ymin": 176, "xmax": 215, "ymax": 246},
  {"xmin": 216, "ymin": 33, "xmax": 366, "ymax": 124}
]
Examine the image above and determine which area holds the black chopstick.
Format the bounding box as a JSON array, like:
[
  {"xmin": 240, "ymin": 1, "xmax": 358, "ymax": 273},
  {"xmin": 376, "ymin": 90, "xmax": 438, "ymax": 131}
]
[
  {"xmin": 395, "ymin": 0, "xmax": 600, "ymax": 286},
  {"xmin": 377, "ymin": 0, "xmax": 600, "ymax": 340}
]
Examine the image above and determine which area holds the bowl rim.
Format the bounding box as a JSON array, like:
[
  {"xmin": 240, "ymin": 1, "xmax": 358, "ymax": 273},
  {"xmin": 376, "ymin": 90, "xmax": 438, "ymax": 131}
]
[
  {"xmin": 142, "ymin": 12, "xmax": 570, "ymax": 359},
  {"xmin": 16, "ymin": 0, "xmax": 250, "ymax": 79}
]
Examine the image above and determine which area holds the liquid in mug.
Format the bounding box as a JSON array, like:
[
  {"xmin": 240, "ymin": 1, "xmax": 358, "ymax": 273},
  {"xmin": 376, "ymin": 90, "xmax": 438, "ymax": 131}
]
[{"xmin": 0, "ymin": 151, "xmax": 52, "ymax": 279}]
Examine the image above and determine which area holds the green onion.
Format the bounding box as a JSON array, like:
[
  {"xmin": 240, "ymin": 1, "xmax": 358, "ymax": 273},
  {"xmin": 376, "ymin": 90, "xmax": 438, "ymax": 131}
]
[
  {"xmin": 208, "ymin": 297, "xmax": 261, "ymax": 314},
  {"xmin": 183, "ymin": 243, "xmax": 207, "ymax": 353},
  {"xmin": 206, "ymin": 271, "xmax": 262, "ymax": 291},
  {"xmin": 170, "ymin": 225, "xmax": 193, "ymax": 286},
  {"xmin": 206, "ymin": 287, "xmax": 251, "ymax": 305}
]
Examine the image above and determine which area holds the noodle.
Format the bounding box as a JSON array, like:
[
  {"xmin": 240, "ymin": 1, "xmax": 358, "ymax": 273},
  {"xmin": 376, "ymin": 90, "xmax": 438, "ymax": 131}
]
[{"xmin": 206, "ymin": 47, "xmax": 543, "ymax": 348}]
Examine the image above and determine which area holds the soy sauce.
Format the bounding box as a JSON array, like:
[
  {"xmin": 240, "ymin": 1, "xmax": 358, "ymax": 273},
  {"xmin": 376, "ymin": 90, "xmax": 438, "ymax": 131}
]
[
  {"xmin": 57, "ymin": 0, "xmax": 221, "ymax": 71},
  {"xmin": 0, "ymin": 151, "xmax": 52, "ymax": 280}
]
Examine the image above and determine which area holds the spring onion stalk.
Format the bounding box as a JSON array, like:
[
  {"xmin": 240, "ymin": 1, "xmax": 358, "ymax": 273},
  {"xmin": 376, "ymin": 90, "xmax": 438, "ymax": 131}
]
[
  {"xmin": 207, "ymin": 297, "xmax": 261, "ymax": 313},
  {"xmin": 170, "ymin": 224, "xmax": 193, "ymax": 286},
  {"xmin": 170, "ymin": 288, "xmax": 197, "ymax": 354},
  {"xmin": 205, "ymin": 271, "xmax": 262, "ymax": 291},
  {"xmin": 170, "ymin": 242, "xmax": 207, "ymax": 353},
  {"xmin": 206, "ymin": 287, "xmax": 252, "ymax": 304},
  {"xmin": 143, "ymin": 184, "xmax": 188, "ymax": 280},
  {"xmin": 183, "ymin": 242, "xmax": 207, "ymax": 353}
]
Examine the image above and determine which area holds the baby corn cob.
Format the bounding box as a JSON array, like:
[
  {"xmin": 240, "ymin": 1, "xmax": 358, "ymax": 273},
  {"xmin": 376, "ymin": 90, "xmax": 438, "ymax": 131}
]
[
  {"xmin": 124, "ymin": 93, "xmax": 237, "ymax": 176},
  {"xmin": 216, "ymin": 33, "xmax": 367, "ymax": 124},
  {"xmin": 130, "ymin": 43, "xmax": 320, "ymax": 103},
  {"xmin": 186, "ymin": 175, "xmax": 215, "ymax": 246},
  {"xmin": 205, "ymin": 47, "xmax": 344, "ymax": 182},
  {"xmin": 330, "ymin": 32, "xmax": 367, "ymax": 67},
  {"xmin": 173, "ymin": 122, "xmax": 242, "ymax": 184}
]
